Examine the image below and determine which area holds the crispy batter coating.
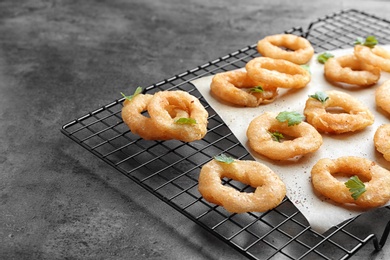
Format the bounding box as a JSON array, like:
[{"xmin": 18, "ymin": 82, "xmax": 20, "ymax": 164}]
[
  {"xmin": 210, "ymin": 70, "xmax": 278, "ymax": 107},
  {"xmin": 375, "ymin": 79, "xmax": 390, "ymax": 115},
  {"xmin": 198, "ymin": 159, "xmax": 286, "ymax": 213},
  {"xmin": 246, "ymin": 112, "xmax": 323, "ymax": 160},
  {"xmin": 355, "ymin": 45, "xmax": 390, "ymax": 72},
  {"xmin": 374, "ymin": 124, "xmax": 390, "ymax": 162},
  {"xmin": 324, "ymin": 54, "xmax": 380, "ymax": 86},
  {"xmin": 121, "ymin": 94, "xmax": 171, "ymax": 140},
  {"xmin": 304, "ymin": 90, "xmax": 375, "ymax": 134},
  {"xmin": 257, "ymin": 34, "xmax": 314, "ymax": 65},
  {"xmin": 122, "ymin": 91, "xmax": 208, "ymax": 142},
  {"xmin": 311, "ymin": 156, "xmax": 390, "ymax": 208},
  {"xmin": 246, "ymin": 57, "xmax": 311, "ymax": 89},
  {"xmin": 147, "ymin": 90, "xmax": 208, "ymax": 142}
]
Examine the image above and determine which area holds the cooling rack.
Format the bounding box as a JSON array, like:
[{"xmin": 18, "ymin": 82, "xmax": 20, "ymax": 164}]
[{"xmin": 61, "ymin": 9, "xmax": 390, "ymax": 260}]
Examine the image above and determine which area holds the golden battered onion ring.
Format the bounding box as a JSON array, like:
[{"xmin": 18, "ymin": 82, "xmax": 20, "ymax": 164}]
[
  {"xmin": 198, "ymin": 158, "xmax": 286, "ymax": 213},
  {"xmin": 311, "ymin": 156, "xmax": 390, "ymax": 208},
  {"xmin": 324, "ymin": 54, "xmax": 380, "ymax": 86},
  {"xmin": 147, "ymin": 90, "xmax": 208, "ymax": 142},
  {"xmin": 257, "ymin": 34, "xmax": 314, "ymax": 64},
  {"xmin": 374, "ymin": 124, "xmax": 390, "ymax": 162},
  {"xmin": 354, "ymin": 45, "xmax": 390, "ymax": 72},
  {"xmin": 245, "ymin": 57, "xmax": 311, "ymax": 89},
  {"xmin": 121, "ymin": 94, "xmax": 171, "ymax": 140},
  {"xmin": 246, "ymin": 112, "xmax": 322, "ymax": 160},
  {"xmin": 304, "ymin": 90, "xmax": 374, "ymax": 134},
  {"xmin": 375, "ymin": 79, "xmax": 390, "ymax": 115},
  {"xmin": 210, "ymin": 70, "xmax": 278, "ymax": 107}
]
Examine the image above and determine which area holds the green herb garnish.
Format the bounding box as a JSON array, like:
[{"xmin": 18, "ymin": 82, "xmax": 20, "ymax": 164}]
[
  {"xmin": 317, "ymin": 52, "xmax": 334, "ymax": 64},
  {"xmin": 301, "ymin": 64, "xmax": 311, "ymax": 74},
  {"xmin": 214, "ymin": 154, "xmax": 234, "ymax": 164},
  {"xmin": 309, "ymin": 91, "xmax": 329, "ymax": 104},
  {"xmin": 354, "ymin": 35, "xmax": 378, "ymax": 48},
  {"xmin": 276, "ymin": 111, "xmax": 305, "ymax": 126},
  {"xmin": 344, "ymin": 175, "xmax": 366, "ymax": 200},
  {"xmin": 121, "ymin": 86, "xmax": 143, "ymax": 101},
  {"xmin": 175, "ymin": 118, "xmax": 197, "ymax": 125},
  {"xmin": 249, "ymin": 86, "xmax": 264, "ymax": 93},
  {"xmin": 269, "ymin": 131, "xmax": 284, "ymax": 142}
]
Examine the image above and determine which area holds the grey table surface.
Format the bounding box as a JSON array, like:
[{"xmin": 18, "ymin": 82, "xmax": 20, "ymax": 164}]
[{"xmin": 1, "ymin": 0, "xmax": 390, "ymax": 259}]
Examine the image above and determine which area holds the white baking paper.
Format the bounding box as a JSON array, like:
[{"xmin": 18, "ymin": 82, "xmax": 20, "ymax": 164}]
[{"xmin": 191, "ymin": 47, "xmax": 390, "ymax": 233}]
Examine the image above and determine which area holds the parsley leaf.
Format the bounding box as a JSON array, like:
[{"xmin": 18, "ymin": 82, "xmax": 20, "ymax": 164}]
[
  {"xmin": 354, "ymin": 37, "xmax": 365, "ymax": 45},
  {"xmin": 269, "ymin": 131, "xmax": 284, "ymax": 142},
  {"xmin": 276, "ymin": 111, "xmax": 304, "ymax": 126},
  {"xmin": 317, "ymin": 52, "xmax": 334, "ymax": 64},
  {"xmin": 249, "ymin": 86, "xmax": 264, "ymax": 93},
  {"xmin": 214, "ymin": 154, "xmax": 234, "ymax": 164},
  {"xmin": 300, "ymin": 64, "xmax": 311, "ymax": 74},
  {"xmin": 344, "ymin": 175, "xmax": 366, "ymax": 200},
  {"xmin": 309, "ymin": 91, "xmax": 329, "ymax": 104},
  {"xmin": 354, "ymin": 35, "xmax": 378, "ymax": 48},
  {"xmin": 175, "ymin": 118, "xmax": 197, "ymax": 125},
  {"xmin": 121, "ymin": 86, "xmax": 143, "ymax": 101}
]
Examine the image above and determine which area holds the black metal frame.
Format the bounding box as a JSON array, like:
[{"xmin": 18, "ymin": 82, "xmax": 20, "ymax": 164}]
[{"xmin": 61, "ymin": 9, "xmax": 390, "ymax": 260}]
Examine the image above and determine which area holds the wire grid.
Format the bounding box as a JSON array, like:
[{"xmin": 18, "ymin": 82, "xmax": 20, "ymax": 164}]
[{"xmin": 61, "ymin": 9, "xmax": 390, "ymax": 260}]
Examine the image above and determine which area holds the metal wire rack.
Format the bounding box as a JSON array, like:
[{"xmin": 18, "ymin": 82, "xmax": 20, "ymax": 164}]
[{"xmin": 61, "ymin": 9, "xmax": 390, "ymax": 260}]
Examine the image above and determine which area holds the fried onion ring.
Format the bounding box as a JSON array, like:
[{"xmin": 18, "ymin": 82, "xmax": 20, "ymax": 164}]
[
  {"xmin": 198, "ymin": 158, "xmax": 286, "ymax": 213},
  {"xmin": 374, "ymin": 124, "xmax": 390, "ymax": 162},
  {"xmin": 375, "ymin": 79, "xmax": 390, "ymax": 115},
  {"xmin": 245, "ymin": 57, "xmax": 311, "ymax": 89},
  {"xmin": 324, "ymin": 54, "xmax": 380, "ymax": 87},
  {"xmin": 210, "ymin": 70, "xmax": 278, "ymax": 107},
  {"xmin": 257, "ymin": 34, "xmax": 314, "ymax": 64},
  {"xmin": 121, "ymin": 94, "xmax": 171, "ymax": 140},
  {"xmin": 147, "ymin": 90, "xmax": 208, "ymax": 142},
  {"xmin": 354, "ymin": 45, "xmax": 390, "ymax": 72},
  {"xmin": 246, "ymin": 112, "xmax": 322, "ymax": 160},
  {"xmin": 311, "ymin": 156, "xmax": 390, "ymax": 208},
  {"xmin": 304, "ymin": 90, "xmax": 374, "ymax": 134}
]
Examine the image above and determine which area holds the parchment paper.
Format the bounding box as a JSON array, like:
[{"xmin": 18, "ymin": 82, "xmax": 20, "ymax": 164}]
[{"xmin": 191, "ymin": 47, "xmax": 390, "ymax": 233}]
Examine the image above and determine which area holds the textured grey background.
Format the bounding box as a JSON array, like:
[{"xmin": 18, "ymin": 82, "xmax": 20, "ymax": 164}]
[{"xmin": 1, "ymin": 0, "xmax": 390, "ymax": 259}]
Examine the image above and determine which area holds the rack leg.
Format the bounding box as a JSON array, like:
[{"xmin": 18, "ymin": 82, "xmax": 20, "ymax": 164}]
[{"xmin": 373, "ymin": 220, "xmax": 390, "ymax": 251}]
